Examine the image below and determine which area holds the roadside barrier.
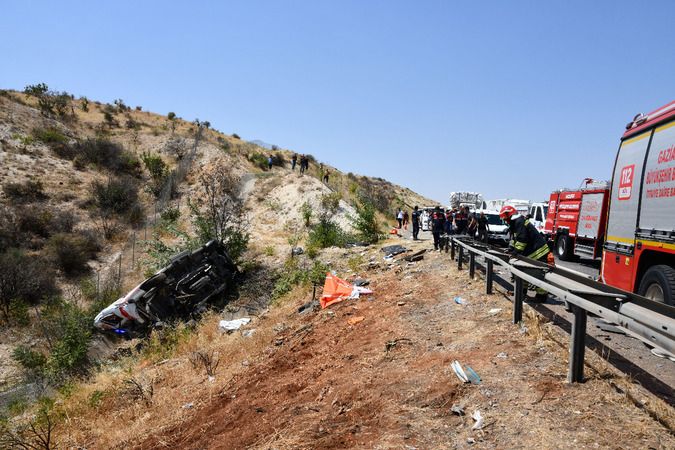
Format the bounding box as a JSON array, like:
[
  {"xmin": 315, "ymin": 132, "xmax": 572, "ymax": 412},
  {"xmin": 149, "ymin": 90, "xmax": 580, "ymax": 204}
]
[{"xmin": 450, "ymin": 237, "xmax": 675, "ymax": 383}]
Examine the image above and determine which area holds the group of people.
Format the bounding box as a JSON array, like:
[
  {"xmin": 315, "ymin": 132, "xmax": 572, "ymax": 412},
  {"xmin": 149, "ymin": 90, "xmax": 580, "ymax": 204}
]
[
  {"xmin": 290, "ymin": 153, "xmax": 310, "ymax": 173},
  {"xmin": 395, "ymin": 203, "xmax": 552, "ymax": 302}
]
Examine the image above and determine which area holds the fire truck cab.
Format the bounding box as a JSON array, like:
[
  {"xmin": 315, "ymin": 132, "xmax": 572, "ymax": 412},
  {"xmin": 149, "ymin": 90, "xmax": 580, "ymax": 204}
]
[{"xmin": 602, "ymin": 101, "xmax": 675, "ymax": 305}]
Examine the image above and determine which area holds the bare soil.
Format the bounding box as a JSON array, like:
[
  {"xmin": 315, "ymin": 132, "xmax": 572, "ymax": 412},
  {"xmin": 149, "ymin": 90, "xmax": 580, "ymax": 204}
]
[{"xmin": 133, "ymin": 244, "xmax": 675, "ymax": 449}]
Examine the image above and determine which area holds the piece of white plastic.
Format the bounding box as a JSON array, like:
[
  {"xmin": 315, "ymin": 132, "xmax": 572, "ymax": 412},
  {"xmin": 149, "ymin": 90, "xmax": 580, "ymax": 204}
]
[
  {"xmin": 472, "ymin": 410, "xmax": 484, "ymax": 430},
  {"xmin": 219, "ymin": 317, "xmax": 251, "ymax": 332}
]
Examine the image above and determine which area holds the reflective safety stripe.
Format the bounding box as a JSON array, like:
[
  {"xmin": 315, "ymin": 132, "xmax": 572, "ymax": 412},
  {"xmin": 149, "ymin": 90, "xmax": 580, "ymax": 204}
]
[
  {"xmin": 514, "ymin": 241, "xmax": 527, "ymax": 251},
  {"xmin": 528, "ymin": 244, "xmax": 549, "ymax": 260}
]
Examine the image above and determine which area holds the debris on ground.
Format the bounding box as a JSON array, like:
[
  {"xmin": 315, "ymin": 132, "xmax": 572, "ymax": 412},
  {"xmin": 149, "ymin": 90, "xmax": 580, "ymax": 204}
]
[
  {"xmin": 404, "ymin": 249, "xmax": 426, "ymax": 262},
  {"xmin": 298, "ymin": 299, "xmax": 320, "ymax": 314},
  {"xmin": 381, "ymin": 244, "xmax": 408, "ymax": 257},
  {"xmin": 320, "ymin": 272, "xmax": 373, "ymax": 308},
  {"xmin": 451, "ymin": 360, "xmax": 481, "ymax": 384},
  {"xmin": 242, "ymin": 329, "xmax": 256, "ymax": 338},
  {"xmin": 454, "ymin": 296, "xmax": 466, "ymax": 305},
  {"xmin": 291, "ymin": 247, "xmax": 304, "ymax": 256},
  {"xmin": 472, "ymin": 410, "xmax": 484, "ymax": 430},
  {"xmin": 353, "ymin": 278, "xmax": 370, "ymax": 286},
  {"xmin": 219, "ymin": 317, "xmax": 251, "ymax": 332},
  {"xmin": 451, "ymin": 404, "xmax": 465, "ymax": 416},
  {"xmin": 488, "ymin": 308, "xmax": 502, "ymax": 316},
  {"xmin": 385, "ymin": 338, "xmax": 412, "ymax": 353},
  {"xmin": 397, "ymin": 301, "xmax": 406, "ymax": 306},
  {"xmin": 496, "ymin": 352, "xmax": 508, "ymax": 359},
  {"xmin": 347, "ymin": 316, "xmax": 365, "ymax": 326},
  {"xmin": 595, "ymin": 319, "xmax": 627, "ymax": 335}
]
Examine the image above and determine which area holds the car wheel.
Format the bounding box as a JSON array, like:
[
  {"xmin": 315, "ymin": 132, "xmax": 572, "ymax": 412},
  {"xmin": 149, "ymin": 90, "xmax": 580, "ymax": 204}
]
[
  {"xmin": 556, "ymin": 235, "xmax": 572, "ymax": 261},
  {"xmin": 638, "ymin": 265, "xmax": 675, "ymax": 306}
]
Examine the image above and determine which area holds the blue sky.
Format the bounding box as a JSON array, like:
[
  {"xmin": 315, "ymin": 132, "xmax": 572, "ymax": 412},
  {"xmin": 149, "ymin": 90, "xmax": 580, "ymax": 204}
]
[{"xmin": 2, "ymin": 1, "xmax": 674, "ymax": 204}]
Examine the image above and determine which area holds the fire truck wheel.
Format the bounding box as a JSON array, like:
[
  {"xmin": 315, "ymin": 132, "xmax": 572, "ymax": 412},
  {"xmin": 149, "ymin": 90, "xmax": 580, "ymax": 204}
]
[
  {"xmin": 555, "ymin": 235, "xmax": 572, "ymax": 261},
  {"xmin": 638, "ymin": 265, "xmax": 675, "ymax": 306}
]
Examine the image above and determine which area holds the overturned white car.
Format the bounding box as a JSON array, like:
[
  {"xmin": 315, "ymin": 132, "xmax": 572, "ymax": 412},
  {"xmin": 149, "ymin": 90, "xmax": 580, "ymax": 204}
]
[{"xmin": 94, "ymin": 241, "xmax": 237, "ymax": 336}]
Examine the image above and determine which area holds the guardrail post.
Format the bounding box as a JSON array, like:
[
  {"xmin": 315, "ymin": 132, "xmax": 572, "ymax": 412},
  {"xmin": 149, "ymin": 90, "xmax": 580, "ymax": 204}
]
[
  {"xmin": 513, "ymin": 276, "xmax": 523, "ymax": 324},
  {"xmin": 568, "ymin": 305, "xmax": 587, "ymax": 383},
  {"xmin": 458, "ymin": 246, "xmax": 463, "ymax": 270},
  {"xmin": 469, "ymin": 251, "xmax": 475, "ymax": 279},
  {"xmin": 450, "ymin": 239, "xmax": 456, "ymax": 260},
  {"xmin": 486, "ymin": 260, "xmax": 493, "ymax": 294}
]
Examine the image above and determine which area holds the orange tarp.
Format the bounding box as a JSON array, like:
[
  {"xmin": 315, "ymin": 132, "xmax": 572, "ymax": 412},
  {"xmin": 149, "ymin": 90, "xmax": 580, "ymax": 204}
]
[{"xmin": 320, "ymin": 272, "xmax": 354, "ymax": 309}]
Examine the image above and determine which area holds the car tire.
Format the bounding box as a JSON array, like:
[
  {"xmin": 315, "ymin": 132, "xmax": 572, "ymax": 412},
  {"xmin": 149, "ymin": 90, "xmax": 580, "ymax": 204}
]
[
  {"xmin": 638, "ymin": 265, "xmax": 675, "ymax": 306},
  {"xmin": 556, "ymin": 234, "xmax": 572, "ymax": 261}
]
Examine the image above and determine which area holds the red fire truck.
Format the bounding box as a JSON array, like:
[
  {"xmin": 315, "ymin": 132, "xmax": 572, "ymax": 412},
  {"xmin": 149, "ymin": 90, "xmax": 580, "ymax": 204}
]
[
  {"xmin": 601, "ymin": 100, "xmax": 675, "ymax": 305},
  {"xmin": 544, "ymin": 179, "xmax": 610, "ymax": 261}
]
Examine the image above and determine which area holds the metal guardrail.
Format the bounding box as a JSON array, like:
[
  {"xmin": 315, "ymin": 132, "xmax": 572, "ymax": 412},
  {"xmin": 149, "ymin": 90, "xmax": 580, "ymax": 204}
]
[{"xmin": 450, "ymin": 236, "xmax": 675, "ymax": 383}]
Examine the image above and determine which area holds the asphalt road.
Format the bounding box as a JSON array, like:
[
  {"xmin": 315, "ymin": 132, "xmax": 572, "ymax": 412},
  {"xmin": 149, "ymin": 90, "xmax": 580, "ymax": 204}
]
[{"xmin": 402, "ymin": 227, "xmax": 674, "ymax": 405}]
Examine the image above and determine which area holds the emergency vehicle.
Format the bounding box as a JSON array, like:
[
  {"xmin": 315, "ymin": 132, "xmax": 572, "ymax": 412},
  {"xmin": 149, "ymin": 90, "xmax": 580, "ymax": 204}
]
[
  {"xmin": 602, "ymin": 101, "xmax": 675, "ymax": 305},
  {"xmin": 543, "ymin": 179, "xmax": 610, "ymax": 261}
]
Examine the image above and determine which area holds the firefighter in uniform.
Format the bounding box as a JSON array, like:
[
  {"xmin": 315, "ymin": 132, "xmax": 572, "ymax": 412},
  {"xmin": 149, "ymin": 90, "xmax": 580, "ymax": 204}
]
[
  {"xmin": 411, "ymin": 206, "xmax": 421, "ymax": 240},
  {"xmin": 431, "ymin": 206, "xmax": 446, "ymax": 251},
  {"xmin": 499, "ymin": 205, "xmax": 553, "ymax": 302}
]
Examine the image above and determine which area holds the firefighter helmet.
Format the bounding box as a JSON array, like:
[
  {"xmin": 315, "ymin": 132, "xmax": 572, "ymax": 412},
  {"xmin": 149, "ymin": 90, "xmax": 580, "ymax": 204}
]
[{"xmin": 499, "ymin": 205, "xmax": 517, "ymax": 221}]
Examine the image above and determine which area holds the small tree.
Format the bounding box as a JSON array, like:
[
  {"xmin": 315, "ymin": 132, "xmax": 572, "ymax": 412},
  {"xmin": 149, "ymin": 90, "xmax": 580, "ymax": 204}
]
[
  {"xmin": 189, "ymin": 163, "xmax": 249, "ymax": 261},
  {"xmin": 350, "ymin": 197, "xmax": 380, "ymax": 244},
  {"xmin": 167, "ymin": 112, "xmax": 177, "ymax": 133}
]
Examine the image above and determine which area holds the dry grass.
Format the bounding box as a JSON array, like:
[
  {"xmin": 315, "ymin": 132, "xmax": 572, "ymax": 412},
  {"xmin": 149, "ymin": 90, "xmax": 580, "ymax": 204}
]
[{"xmin": 57, "ymin": 297, "xmax": 302, "ymax": 448}]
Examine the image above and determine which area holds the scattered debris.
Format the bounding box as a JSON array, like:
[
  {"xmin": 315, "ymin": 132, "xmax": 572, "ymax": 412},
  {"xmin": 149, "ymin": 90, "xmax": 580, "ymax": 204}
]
[
  {"xmin": 404, "ymin": 249, "xmax": 426, "ymax": 262},
  {"xmin": 381, "ymin": 245, "xmax": 407, "ymax": 257},
  {"xmin": 242, "ymin": 329, "xmax": 256, "ymax": 338},
  {"xmin": 595, "ymin": 319, "xmax": 627, "ymax": 335},
  {"xmin": 182, "ymin": 402, "xmax": 194, "ymax": 409},
  {"xmin": 385, "ymin": 338, "xmax": 412, "ymax": 353},
  {"xmin": 472, "ymin": 410, "xmax": 484, "ymax": 430},
  {"xmin": 219, "ymin": 317, "xmax": 252, "ymax": 332},
  {"xmin": 488, "ymin": 308, "xmax": 502, "ymax": 316},
  {"xmin": 291, "ymin": 247, "xmax": 304, "ymax": 256},
  {"xmin": 451, "ymin": 360, "xmax": 481, "ymax": 384},
  {"xmin": 467, "ymin": 437, "xmax": 476, "ymax": 444},
  {"xmin": 454, "ymin": 296, "xmax": 466, "ymax": 305},
  {"xmin": 321, "ymin": 273, "xmax": 373, "ymax": 308},
  {"xmin": 353, "ymin": 278, "xmax": 370, "ymax": 286},
  {"xmin": 397, "ymin": 301, "xmax": 406, "ymax": 306},
  {"xmin": 451, "ymin": 360, "xmax": 469, "ymax": 383},
  {"xmin": 298, "ymin": 299, "xmax": 320, "ymax": 314},
  {"xmin": 451, "ymin": 404, "xmax": 465, "ymax": 416},
  {"xmin": 496, "ymin": 352, "xmax": 508, "ymax": 359},
  {"xmin": 347, "ymin": 316, "xmax": 365, "ymax": 326}
]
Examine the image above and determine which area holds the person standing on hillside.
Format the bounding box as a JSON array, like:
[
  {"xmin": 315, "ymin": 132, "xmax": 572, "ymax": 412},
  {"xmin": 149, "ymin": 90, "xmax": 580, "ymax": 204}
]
[
  {"xmin": 402, "ymin": 210, "xmax": 410, "ymax": 230},
  {"xmin": 299, "ymin": 155, "xmax": 306, "ymax": 174},
  {"xmin": 396, "ymin": 208, "xmax": 403, "ymax": 229},
  {"xmin": 267, "ymin": 154, "xmax": 273, "ymax": 170},
  {"xmin": 291, "ymin": 153, "xmax": 298, "ymax": 171},
  {"xmin": 411, "ymin": 206, "xmax": 421, "ymax": 240},
  {"xmin": 323, "ymin": 169, "xmax": 330, "ymax": 184},
  {"xmin": 431, "ymin": 206, "xmax": 446, "ymax": 251}
]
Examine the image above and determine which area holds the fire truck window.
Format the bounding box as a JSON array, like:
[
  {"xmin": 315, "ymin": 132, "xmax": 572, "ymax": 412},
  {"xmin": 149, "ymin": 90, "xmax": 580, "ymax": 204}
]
[{"xmin": 536, "ymin": 208, "xmax": 543, "ymax": 222}]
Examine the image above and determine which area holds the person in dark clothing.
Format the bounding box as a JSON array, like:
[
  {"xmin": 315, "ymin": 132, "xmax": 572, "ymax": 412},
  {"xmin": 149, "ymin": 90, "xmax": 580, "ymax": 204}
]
[
  {"xmin": 455, "ymin": 207, "xmax": 468, "ymax": 234},
  {"xmin": 477, "ymin": 212, "xmax": 489, "ymax": 243},
  {"xmin": 467, "ymin": 212, "xmax": 478, "ymax": 237},
  {"xmin": 323, "ymin": 169, "xmax": 330, "ymax": 184},
  {"xmin": 299, "ymin": 155, "xmax": 307, "ymax": 174},
  {"xmin": 291, "ymin": 153, "xmax": 298, "ymax": 171},
  {"xmin": 500, "ymin": 205, "xmax": 552, "ymax": 302},
  {"xmin": 411, "ymin": 206, "xmax": 421, "ymax": 240},
  {"xmin": 267, "ymin": 155, "xmax": 273, "ymax": 170},
  {"xmin": 431, "ymin": 206, "xmax": 446, "ymax": 251}
]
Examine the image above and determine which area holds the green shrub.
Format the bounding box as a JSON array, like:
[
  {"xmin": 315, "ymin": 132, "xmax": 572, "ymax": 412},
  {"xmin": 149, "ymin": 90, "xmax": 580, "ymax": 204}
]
[
  {"xmin": 12, "ymin": 346, "xmax": 47, "ymax": 373},
  {"xmin": 248, "ymin": 152, "xmax": 268, "ymax": 171},
  {"xmin": 91, "ymin": 176, "xmax": 139, "ymax": 214},
  {"xmin": 52, "ymin": 138, "xmax": 140, "ymax": 174},
  {"xmin": 46, "ymin": 233, "xmax": 95, "ymax": 276},
  {"xmin": 42, "ymin": 299, "xmax": 92, "ymax": 379},
  {"xmin": 307, "ymin": 215, "xmax": 347, "ymax": 249},
  {"xmin": 320, "ymin": 192, "xmax": 341, "ymax": 215},
  {"xmin": 350, "ymin": 198, "xmax": 380, "ymax": 244},
  {"xmin": 141, "ymin": 152, "xmax": 167, "ymax": 181},
  {"xmin": 301, "ymin": 201, "xmax": 313, "ymax": 227},
  {"xmin": 32, "ymin": 127, "xmax": 67, "ymax": 145},
  {"xmin": 3, "ymin": 179, "xmax": 47, "ymax": 203},
  {"xmin": 160, "ymin": 206, "xmax": 180, "ymax": 224},
  {"xmin": 16, "ymin": 208, "xmax": 74, "ymax": 238},
  {"xmin": 272, "ymin": 259, "xmax": 328, "ymax": 300},
  {"xmin": 0, "ymin": 249, "xmax": 57, "ymax": 321}
]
